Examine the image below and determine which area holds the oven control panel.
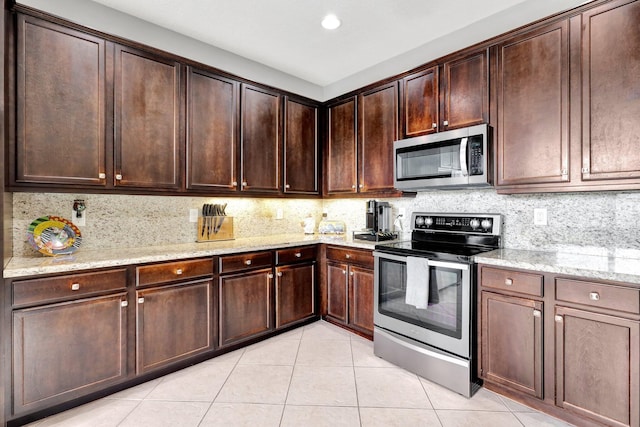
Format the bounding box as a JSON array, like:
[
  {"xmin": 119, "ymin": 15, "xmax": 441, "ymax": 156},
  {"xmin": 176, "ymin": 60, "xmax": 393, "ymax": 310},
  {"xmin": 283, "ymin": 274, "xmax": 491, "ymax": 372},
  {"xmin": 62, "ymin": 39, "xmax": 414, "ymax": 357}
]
[{"xmin": 412, "ymin": 213, "xmax": 502, "ymax": 235}]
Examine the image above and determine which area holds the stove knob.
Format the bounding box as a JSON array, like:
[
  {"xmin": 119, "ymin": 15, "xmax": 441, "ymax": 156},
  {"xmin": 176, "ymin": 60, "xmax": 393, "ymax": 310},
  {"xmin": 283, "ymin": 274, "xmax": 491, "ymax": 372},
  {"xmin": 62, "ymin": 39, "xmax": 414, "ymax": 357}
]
[
  {"xmin": 481, "ymin": 219, "xmax": 492, "ymax": 230},
  {"xmin": 415, "ymin": 216, "xmax": 425, "ymax": 226},
  {"xmin": 469, "ymin": 219, "xmax": 480, "ymax": 229},
  {"xmin": 424, "ymin": 217, "xmax": 433, "ymax": 227}
]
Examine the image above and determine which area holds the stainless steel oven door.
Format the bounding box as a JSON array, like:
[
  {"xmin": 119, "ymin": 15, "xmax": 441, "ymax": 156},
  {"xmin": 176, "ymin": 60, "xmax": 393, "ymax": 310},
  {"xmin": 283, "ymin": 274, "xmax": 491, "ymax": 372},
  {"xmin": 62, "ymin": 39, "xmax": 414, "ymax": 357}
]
[{"xmin": 373, "ymin": 251, "xmax": 471, "ymax": 358}]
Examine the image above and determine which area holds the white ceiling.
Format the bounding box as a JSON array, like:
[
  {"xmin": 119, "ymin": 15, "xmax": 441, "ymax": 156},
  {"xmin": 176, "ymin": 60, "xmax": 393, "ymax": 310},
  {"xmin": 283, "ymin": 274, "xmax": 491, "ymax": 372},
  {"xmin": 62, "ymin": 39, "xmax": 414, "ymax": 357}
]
[
  {"xmin": 87, "ymin": 0, "xmax": 583, "ymax": 87},
  {"xmin": 19, "ymin": 0, "xmax": 591, "ymax": 100}
]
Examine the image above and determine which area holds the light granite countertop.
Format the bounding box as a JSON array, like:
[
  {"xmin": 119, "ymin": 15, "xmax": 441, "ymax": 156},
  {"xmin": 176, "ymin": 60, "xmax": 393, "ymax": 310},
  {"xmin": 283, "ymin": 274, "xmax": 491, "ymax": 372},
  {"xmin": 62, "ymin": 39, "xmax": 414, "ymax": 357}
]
[
  {"xmin": 3, "ymin": 234, "xmax": 393, "ymax": 279},
  {"xmin": 475, "ymin": 248, "xmax": 640, "ymax": 285}
]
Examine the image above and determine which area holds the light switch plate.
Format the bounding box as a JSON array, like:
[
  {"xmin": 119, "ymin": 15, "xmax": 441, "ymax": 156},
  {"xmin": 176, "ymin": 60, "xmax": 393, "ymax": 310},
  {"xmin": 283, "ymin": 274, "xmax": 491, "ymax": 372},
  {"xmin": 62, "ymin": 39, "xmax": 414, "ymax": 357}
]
[
  {"xmin": 189, "ymin": 208, "xmax": 198, "ymax": 223},
  {"xmin": 276, "ymin": 208, "xmax": 284, "ymax": 220},
  {"xmin": 534, "ymin": 208, "xmax": 548, "ymax": 226}
]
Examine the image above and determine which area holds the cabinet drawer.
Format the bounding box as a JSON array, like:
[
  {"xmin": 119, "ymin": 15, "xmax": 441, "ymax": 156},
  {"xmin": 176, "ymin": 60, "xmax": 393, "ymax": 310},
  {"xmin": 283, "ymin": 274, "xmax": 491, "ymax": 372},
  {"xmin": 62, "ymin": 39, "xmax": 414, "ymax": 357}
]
[
  {"xmin": 220, "ymin": 251, "xmax": 273, "ymax": 274},
  {"xmin": 13, "ymin": 269, "xmax": 127, "ymax": 307},
  {"xmin": 137, "ymin": 258, "xmax": 214, "ymax": 287},
  {"xmin": 276, "ymin": 246, "xmax": 317, "ymax": 265},
  {"xmin": 326, "ymin": 246, "xmax": 374, "ymax": 269},
  {"xmin": 481, "ymin": 267, "xmax": 543, "ymax": 297},
  {"xmin": 556, "ymin": 278, "xmax": 640, "ymax": 314}
]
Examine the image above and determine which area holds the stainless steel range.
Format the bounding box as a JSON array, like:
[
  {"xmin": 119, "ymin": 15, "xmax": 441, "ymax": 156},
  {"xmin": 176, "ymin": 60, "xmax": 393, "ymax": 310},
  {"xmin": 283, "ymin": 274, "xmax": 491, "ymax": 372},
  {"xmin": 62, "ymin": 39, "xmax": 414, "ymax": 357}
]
[{"xmin": 373, "ymin": 212, "xmax": 502, "ymax": 397}]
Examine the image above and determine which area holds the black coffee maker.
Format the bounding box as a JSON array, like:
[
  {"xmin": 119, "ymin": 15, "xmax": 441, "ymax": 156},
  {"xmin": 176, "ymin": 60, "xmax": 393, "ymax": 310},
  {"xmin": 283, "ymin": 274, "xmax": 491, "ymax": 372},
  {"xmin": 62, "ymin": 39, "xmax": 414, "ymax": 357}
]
[{"xmin": 354, "ymin": 200, "xmax": 396, "ymax": 241}]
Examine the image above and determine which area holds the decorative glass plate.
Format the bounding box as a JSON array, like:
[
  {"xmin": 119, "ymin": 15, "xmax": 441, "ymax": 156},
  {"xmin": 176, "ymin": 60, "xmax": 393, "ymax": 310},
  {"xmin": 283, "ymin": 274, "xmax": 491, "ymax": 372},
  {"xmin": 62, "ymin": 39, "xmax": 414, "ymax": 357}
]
[{"xmin": 27, "ymin": 216, "xmax": 82, "ymax": 256}]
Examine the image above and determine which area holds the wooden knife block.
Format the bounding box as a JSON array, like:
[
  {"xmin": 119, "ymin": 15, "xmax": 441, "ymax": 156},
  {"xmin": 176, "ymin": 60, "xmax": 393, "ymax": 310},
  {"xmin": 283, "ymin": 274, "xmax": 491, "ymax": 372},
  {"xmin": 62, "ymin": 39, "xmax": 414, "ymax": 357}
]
[{"xmin": 197, "ymin": 216, "xmax": 234, "ymax": 242}]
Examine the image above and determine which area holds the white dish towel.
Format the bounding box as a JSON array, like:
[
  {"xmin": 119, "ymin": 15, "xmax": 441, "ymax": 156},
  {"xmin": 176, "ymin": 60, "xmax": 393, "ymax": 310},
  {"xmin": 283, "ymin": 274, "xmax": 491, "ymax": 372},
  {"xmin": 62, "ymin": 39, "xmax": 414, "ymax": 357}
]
[{"xmin": 405, "ymin": 256, "xmax": 430, "ymax": 309}]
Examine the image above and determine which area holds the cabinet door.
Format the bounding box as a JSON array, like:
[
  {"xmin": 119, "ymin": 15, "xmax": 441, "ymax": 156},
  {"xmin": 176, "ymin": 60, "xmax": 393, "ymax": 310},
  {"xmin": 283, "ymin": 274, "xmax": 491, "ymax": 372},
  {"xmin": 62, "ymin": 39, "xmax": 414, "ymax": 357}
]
[
  {"xmin": 326, "ymin": 97, "xmax": 358, "ymax": 194},
  {"xmin": 219, "ymin": 268, "xmax": 273, "ymax": 346},
  {"xmin": 402, "ymin": 66, "xmax": 439, "ymax": 137},
  {"xmin": 349, "ymin": 266, "xmax": 374, "ymax": 336},
  {"xmin": 283, "ymin": 98, "xmax": 319, "ymax": 194},
  {"xmin": 358, "ymin": 83, "xmax": 399, "ymax": 193},
  {"xmin": 481, "ymin": 292, "xmax": 543, "ymax": 398},
  {"xmin": 326, "ymin": 262, "xmax": 348, "ymax": 323},
  {"xmin": 555, "ymin": 306, "xmax": 639, "ymax": 427},
  {"xmin": 442, "ymin": 50, "xmax": 488, "ymax": 130},
  {"xmin": 275, "ymin": 263, "xmax": 315, "ymax": 328},
  {"xmin": 240, "ymin": 84, "xmax": 281, "ymax": 192},
  {"xmin": 496, "ymin": 21, "xmax": 570, "ymax": 186},
  {"xmin": 15, "ymin": 15, "xmax": 106, "ymax": 186},
  {"xmin": 186, "ymin": 67, "xmax": 238, "ymax": 191},
  {"xmin": 581, "ymin": 0, "xmax": 640, "ymax": 182},
  {"xmin": 136, "ymin": 281, "xmax": 214, "ymax": 374},
  {"xmin": 114, "ymin": 44, "xmax": 181, "ymax": 189},
  {"xmin": 13, "ymin": 294, "xmax": 127, "ymax": 414}
]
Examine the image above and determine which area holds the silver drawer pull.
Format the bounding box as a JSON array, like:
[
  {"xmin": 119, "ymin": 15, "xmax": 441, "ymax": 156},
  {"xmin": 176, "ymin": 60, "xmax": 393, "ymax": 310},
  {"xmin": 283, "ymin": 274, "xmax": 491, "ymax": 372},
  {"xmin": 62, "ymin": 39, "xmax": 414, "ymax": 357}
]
[
  {"xmin": 71, "ymin": 283, "xmax": 80, "ymax": 291},
  {"xmin": 589, "ymin": 292, "xmax": 600, "ymax": 301},
  {"xmin": 505, "ymin": 278, "xmax": 513, "ymax": 286},
  {"xmin": 121, "ymin": 301, "xmax": 128, "ymax": 308},
  {"xmin": 175, "ymin": 268, "xmax": 183, "ymax": 275},
  {"xmin": 115, "ymin": 174, "xmax": 123, "ymax": 180},
  {"xmin": 533, "ymin": 310, "xmax": 541, "ymax": 318},
  {"xmin": 98, "ymin": 172, "xmax": 106, "ymax": 179},
  {"xmin": 245, "ymin": 260, "xmax": 252, "ymax": 265},
  {"xmin": 138, "ymin": 297, "xmax": 145, "ymax": 304},
  {"xmin": 295, "ymin": 253, "xmax": 302, "ymax": 258}
]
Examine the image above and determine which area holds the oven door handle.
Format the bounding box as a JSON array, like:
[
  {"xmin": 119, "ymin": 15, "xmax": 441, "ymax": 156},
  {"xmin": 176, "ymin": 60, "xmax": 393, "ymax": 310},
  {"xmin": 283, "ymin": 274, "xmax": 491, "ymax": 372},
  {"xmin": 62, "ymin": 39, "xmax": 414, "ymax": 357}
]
[
  {"xmin": 373, "ymin": 251, "xmax": 407, "ymax": 263},
  {"xmin": 428, "ymin": 260, "xmax": 469, "ymax": 271}
]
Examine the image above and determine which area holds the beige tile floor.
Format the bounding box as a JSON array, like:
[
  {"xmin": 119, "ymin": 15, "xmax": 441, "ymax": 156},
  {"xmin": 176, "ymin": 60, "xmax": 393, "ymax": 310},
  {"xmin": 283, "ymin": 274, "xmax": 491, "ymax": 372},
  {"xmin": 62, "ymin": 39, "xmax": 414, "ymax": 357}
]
[{"xmin": 26, "ymin": 321, "xmax": 574, "ymax": 427}]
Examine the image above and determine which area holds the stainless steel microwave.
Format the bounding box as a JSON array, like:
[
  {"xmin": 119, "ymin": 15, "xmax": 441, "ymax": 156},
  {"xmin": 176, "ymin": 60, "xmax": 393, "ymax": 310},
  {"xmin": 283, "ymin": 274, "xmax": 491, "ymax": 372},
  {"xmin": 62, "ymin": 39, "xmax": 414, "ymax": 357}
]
[{"xmin": 393, "ymin": 124, "xmax": 491, "ymax": 190}]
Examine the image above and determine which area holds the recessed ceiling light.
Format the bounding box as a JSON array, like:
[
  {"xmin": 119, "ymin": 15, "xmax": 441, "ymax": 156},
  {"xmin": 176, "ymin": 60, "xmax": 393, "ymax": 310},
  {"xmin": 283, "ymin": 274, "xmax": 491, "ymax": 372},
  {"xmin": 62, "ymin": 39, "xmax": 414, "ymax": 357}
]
[{"xmin": 321, "ymin": 14, "xmax": 341, "ymax": 30}]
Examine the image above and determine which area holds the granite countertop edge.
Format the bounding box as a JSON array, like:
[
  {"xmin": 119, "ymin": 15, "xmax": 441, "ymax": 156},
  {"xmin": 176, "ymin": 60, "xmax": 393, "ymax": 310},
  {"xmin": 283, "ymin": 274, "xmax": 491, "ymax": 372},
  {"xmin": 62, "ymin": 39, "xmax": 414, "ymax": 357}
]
[
  {"xmin": 3, "ymin": 234, "xmax": 388, "ymax": 279},
  {"xmin": 475, "ymin": 248, "xmax": 640, "ymax": 286}
]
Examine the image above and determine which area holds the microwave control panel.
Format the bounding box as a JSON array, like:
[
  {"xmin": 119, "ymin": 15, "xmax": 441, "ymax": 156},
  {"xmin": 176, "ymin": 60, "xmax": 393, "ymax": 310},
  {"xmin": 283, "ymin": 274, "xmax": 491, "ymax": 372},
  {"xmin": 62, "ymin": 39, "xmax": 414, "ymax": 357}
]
[{"xmin": 469, "ymin": 138, "xmax": 484, "ymax": 176}]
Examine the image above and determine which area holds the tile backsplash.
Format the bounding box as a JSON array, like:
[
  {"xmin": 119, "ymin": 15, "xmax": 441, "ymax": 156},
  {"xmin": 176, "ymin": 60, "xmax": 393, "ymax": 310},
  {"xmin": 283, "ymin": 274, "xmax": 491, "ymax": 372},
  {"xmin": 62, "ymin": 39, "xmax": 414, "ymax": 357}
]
[{"xmin": 11, "ymin": 189, "xmax": 640, "ymax": 257}]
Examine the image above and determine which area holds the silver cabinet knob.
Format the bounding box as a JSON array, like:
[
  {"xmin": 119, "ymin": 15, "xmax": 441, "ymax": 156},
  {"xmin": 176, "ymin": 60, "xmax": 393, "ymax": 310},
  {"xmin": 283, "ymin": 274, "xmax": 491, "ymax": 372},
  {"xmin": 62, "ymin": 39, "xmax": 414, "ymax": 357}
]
[
  {"xmin": 245, "ymin": 260, "xmax": 252, "ymax": 265},
  {"xmin": 345, "ymin": 254, "xmax": 351, "ymax": 259},
  {"xmin": 533, "ymin": 310, "xmax": 541, "ymax": 317},
  {"xmin": 285, "ymin": 184, "xmax": 290, "ymax": 189},
  {"xmin": 98, "ymin": 173, "xmax": 106, "ymax": 179},
  {"xmin": 242, "ymin": 181, "xmax": 248, "ymax": 187},
  {"xmin": 351, "ymin": 184, "xmax": 356, "ymax": 189},
  {"xmin": 350, "ymin": 271, "xmax": 354, "ymax": 276},
  {"xmin": 342, "ymin": 270, "xmax": 347, "ymax": 275},
  {"xmin": 589, "ymin": 292, "xmax": 600, "ymax": 301},
  {"xmin": 359, "ymin": 184, "xmax": 364, "ymax": 188},
  {"xmin": 121, "ymin": 300, "xmax": 128, "ymax": 308},
  {"xmin": 115, "ymin": 174, "xmax": 123, "ymax": 180},
  {"xmin": 505, "ymin": 278, "xmax": 513, "ymax": 286},
  {"xmin": 554, "ymin": 315, "xmax": 563, "ymax": 323},
  {"xmin": 443, "ymin": 120, "xmax": 449, "ymax": 126},
  {"xmin": 277, "ymin": 272, "xmax": 283, "ymax": 277},
  {"xmin": 267, "ymin": 273, "xmax": 274, "ymax": 279},
  {"xmin": 175, "ymin": 269, "xmax": 183, "ymax": 275},
  {"xmin": 232, "ymin": 181, "xmax": 238, "ymax": 187},
  {"xmin": 71, "ymin": 283, "xmax": 80, "ymax": 291},
  {"xmin": 138, "ymin": 297, "xmax": 145, "ymax": 304},
  {"xmin": 432, "ymin": 123, "xmax": 437, "ymax": 128}
]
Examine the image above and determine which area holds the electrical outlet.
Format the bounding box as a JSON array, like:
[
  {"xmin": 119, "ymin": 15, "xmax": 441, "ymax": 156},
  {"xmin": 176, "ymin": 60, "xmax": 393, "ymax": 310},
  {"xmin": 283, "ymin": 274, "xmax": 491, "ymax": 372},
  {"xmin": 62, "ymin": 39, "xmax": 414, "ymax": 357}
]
[
  {"xmin": 71, "ymin": 209, "xmax": 86, "ymax": 226},
  {"xmin": 189, "ymin": 208, "xmax": 198, "ymax": 223},
  {"xmin": 276, "ymin": 208, "xmax": 284, "ymax": 220},
  {"xmin": 534, "ymin": 208, "xmax": 548, "ymax": 226}
]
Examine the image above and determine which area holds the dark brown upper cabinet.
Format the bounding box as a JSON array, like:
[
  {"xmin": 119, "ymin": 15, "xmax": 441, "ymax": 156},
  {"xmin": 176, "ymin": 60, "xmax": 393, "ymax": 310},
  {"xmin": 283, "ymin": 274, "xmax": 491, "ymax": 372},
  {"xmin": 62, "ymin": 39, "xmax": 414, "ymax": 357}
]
[
  {"xmin": 186, "ymin": 67, "xmax": 239, "ymax": 192},
  {"xmin": 325, "ymin": 83, "xmax": 400, "ymax": 197},
  {"xmin": 283, "ymin": 97, "xmax": 319, "ymax": 195},
  {"xmin": 114, "ymin": 44, "xmax": 182, "ymax": 190},
  {"xmin": 401, "ymin": 50, "xmax": 488, "ymax": 137},
  {"xmin": 326, "ymin": 97, "xmax": 358, "ymax": 195},
  {"xmin": 358, "ymin": 82, "xmax": 399, "ymax": 193},
  {"xmin": 240, "ymin": 84, "xmax": 281, "ymax": 193},
  {"xmin": 580, "ymin": 0, "xmax": 640, "ymax": 184},
  {"xmin": 14, "ymin": 15, "xmax": 107, "ymax": 187},
  {"xmin": 495, "ymin": 21, "xmax": 570, "ymax": 188}
]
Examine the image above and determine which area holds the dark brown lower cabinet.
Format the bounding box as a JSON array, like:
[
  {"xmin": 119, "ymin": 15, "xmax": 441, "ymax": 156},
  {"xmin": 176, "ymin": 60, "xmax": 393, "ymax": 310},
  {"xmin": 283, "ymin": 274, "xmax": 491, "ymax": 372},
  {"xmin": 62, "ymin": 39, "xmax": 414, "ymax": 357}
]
[
  {"xmin": 325, "ymin": 257, "xmax": 374, "ymax": 337},
  {"xmin": 12, "ymin": 293, "xmax": 128, "ymax": 415},
  {"xmin": 275, "ymin": 263, "xmax": 315, "ymax": 329},
  {"xmin": 555, "ymin": 306, "xmax": 639, "ymax": 427},
  {"xmin": 136, "ymin": 280, "xmax": 214, "ymax": 374},
  {"xmin": 219, "ymin": 268, "xmax": 273, "ymax": 346},
  {"xmin": 481, "ymin": 291, "xmax": 543, "ymax": 398}
]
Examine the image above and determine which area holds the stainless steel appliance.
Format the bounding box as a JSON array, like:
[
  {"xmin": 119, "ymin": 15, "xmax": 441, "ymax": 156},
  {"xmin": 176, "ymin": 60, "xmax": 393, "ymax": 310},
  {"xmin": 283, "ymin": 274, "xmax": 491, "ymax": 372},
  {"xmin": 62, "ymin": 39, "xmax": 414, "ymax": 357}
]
[
  {"xmin": 393, "ymin": 124, "xmax": 491, "ymax": 190},
  {"xmin": 354, "ymin": 200, "xmax": 396, "ymax": 242},
  {"xmin": 373, "ymin": 212, "xmax": 502, "ymax": 397}
]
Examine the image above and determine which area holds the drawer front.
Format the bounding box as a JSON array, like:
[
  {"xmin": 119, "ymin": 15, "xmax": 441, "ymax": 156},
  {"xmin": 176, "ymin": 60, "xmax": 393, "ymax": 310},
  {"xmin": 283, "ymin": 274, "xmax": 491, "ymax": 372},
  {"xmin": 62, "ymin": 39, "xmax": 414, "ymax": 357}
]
[
  {"xmin": 137, "ymin": 258, "xmax": 214, "ymax": 287},
  {"xmin": 13, "ymin": 269, "xmax": 127, "ymax": 307},
  {"xmin": 326, "ymin": 246, "xmax": 374, "ymax": 269},
  {"xmin": 556, "ymin": 278, "xmax": 640, "ymax": 314},
  {"xmin": 220, "ymin": 251, "xmax": 273, "ymax": 274},
  {"xmin": 276, "ymin": 246, "xmax": 317, "ymax": 265},
  {"xmin": 481, "ymin": 267, "xmax": 543, "ymax": 297}
]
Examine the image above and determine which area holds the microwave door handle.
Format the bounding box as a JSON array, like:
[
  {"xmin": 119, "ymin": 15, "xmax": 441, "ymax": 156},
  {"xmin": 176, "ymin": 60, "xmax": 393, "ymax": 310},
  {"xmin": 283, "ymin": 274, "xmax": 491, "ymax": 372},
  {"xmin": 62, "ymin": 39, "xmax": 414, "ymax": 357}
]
[{"xmin": 459, "ymin": 137, "xmax": 469, "ymax": 177}]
